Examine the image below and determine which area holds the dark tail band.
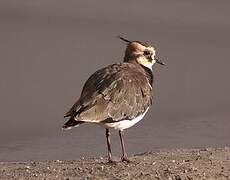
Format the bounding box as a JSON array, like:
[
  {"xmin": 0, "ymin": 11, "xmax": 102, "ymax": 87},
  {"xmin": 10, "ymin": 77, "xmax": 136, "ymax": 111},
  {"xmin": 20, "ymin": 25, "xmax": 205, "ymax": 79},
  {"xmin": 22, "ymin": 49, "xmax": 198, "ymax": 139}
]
[{"xmin": 62, "ymin": 116, "xmax": 84, "ymax": 130}]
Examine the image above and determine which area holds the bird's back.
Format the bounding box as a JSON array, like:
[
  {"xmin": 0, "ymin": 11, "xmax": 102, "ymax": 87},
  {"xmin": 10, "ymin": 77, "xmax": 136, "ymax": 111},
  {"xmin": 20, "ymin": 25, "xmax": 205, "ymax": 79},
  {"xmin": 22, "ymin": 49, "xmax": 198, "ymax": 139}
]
[{"xmin": 64, "ymin": 62, "xmax": 153, "ymax": 123}]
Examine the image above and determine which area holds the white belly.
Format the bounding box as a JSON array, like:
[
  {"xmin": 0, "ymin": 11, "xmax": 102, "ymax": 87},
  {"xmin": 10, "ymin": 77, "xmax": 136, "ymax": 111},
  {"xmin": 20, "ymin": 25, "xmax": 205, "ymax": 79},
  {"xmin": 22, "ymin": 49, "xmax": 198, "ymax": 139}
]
[{"xmin": 101, "ymin": 108, "xmax": 149, "ymax": 131}]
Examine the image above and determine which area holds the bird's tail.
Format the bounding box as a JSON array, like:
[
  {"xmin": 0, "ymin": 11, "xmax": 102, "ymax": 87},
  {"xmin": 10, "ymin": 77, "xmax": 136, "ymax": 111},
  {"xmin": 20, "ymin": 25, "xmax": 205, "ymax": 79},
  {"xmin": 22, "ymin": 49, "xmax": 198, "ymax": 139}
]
[{"xmin": 62, "ymin": 116, "xmax": 84, "ymax": 130}]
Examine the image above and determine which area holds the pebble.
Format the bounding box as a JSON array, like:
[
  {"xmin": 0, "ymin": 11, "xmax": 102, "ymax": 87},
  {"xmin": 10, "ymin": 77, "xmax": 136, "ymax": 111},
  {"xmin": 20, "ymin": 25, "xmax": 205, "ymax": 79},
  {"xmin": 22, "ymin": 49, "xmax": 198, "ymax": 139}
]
[
  {"xmin": 187, "ymin": 176, "xmax": 193, "ymax": 180},
  {"xmin": 175, "ymin": 175, "xmax": 181, "ymax": 180},
  {"xmin": 192, "ymin": 167, "xmax": 198, "ymax": 171},
  {"xmin": 33, "ymin": 174, "xmax": 38, "ymax": 177},
  {"xmin": 100, "ymin": 166, "xmax": 104, "ymax": 171}
]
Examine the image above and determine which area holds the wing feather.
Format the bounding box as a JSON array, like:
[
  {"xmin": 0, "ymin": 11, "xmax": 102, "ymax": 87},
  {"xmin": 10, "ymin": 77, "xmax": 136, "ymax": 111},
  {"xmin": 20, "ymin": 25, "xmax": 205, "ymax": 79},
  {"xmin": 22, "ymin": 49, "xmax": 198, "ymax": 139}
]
[{"xmin": 64, "ymin": 63, "xmax": 152, "ymax": 122}]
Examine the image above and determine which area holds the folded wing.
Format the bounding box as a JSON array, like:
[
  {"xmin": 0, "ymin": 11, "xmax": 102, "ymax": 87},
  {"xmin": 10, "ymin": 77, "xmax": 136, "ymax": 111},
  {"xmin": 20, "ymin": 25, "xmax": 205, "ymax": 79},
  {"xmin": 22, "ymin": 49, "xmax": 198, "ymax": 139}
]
[{"xmin": 64, "ymin": 63, "xmax": 152, "ymax": 122}]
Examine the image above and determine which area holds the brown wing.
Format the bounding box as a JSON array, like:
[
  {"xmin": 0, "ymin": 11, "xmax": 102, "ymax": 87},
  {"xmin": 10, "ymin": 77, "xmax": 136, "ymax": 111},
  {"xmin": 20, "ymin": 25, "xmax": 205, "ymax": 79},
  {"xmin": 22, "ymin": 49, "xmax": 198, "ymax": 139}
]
[
  {"xmin": 64, "ymin": 63, "xmax": 152, "ymax": 122},
  {"xmin": 64, "ymin": 64, "xmax": 119, "ymax": 118}
]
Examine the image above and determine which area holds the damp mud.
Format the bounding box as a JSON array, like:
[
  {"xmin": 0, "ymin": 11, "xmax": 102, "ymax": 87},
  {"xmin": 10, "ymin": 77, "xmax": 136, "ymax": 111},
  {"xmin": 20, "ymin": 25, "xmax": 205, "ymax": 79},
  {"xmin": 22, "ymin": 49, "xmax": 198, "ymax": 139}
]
[{"xmin": 1, "ymin": 147, "xmax": 230, "ymax": 180}]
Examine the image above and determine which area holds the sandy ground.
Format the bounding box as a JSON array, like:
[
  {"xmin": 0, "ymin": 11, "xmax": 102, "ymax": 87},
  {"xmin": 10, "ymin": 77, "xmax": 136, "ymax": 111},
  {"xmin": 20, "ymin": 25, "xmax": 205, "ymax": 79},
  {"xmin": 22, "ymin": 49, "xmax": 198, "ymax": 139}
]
[{"xmin": 1, "ymin": 147, "xmax": 230, "ymax": 180}]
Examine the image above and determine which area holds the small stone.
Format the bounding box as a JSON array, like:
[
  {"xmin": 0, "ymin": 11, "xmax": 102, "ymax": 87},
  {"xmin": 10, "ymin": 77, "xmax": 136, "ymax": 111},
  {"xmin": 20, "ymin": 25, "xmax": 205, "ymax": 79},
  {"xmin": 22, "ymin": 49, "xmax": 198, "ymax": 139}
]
[
  {"xmin": 33, "ymin": 174, "xmax": 38, "ymax": 177},
  {"xmin": 165, "ymin": 167, "xmax": 171, "ymax": 173},
  {"xmin": 175, "ymin": 175, "xmax": 181, "ymax": 180},
  {"xmin": 100, "ymin": 166, "xmax": 104, "ymax": 171},
  {"xmin": 155, "ymin": 171, "xmax": 160, "ymax": 178},
  {"xmin": 192, "ymin": 167, "xmax": 198, "ymax": 171}
]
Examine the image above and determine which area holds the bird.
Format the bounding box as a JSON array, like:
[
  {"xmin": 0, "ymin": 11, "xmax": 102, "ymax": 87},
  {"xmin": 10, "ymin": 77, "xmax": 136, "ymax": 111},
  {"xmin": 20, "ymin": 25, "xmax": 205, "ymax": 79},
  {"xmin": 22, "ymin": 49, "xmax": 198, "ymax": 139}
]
[{"xmin": 63, "ymin": 36, "xmax": 165, "ymax": 162}]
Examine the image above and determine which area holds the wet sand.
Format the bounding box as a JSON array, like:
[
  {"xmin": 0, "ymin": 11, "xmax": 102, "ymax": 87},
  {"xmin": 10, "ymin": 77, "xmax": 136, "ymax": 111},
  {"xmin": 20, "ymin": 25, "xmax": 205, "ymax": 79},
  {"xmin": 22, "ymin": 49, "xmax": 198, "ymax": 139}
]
[{"xmin": 1, "ymin": 147, "xmax": 230, "ymax": 180}]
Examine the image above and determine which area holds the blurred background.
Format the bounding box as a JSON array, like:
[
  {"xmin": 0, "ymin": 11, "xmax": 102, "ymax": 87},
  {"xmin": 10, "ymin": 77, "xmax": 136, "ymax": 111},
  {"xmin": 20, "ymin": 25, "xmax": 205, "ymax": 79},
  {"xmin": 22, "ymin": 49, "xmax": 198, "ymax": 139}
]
[{"xmin": 0, "ymin": 0, "xmax": 230, "ymax": 161}]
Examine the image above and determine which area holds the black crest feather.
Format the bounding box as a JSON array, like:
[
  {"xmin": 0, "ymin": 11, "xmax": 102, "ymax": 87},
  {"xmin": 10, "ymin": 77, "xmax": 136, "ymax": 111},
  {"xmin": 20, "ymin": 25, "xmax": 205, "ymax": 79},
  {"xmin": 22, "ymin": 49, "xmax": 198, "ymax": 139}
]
[{"xmin": 117, "ymin": 36, "xmax": 131, "ymax": 43}]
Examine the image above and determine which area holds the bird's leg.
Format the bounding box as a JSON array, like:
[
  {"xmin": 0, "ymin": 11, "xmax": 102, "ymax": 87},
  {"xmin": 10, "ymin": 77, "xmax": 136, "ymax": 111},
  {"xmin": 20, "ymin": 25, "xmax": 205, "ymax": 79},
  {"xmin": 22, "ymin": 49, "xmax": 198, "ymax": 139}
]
[
  {"xmin": 119, "ymin": 130, "xmax": 130, "ymax": 162},
  {"xmin": 106, "ymin": 128, "xmax": 114, "ymax": 163}
]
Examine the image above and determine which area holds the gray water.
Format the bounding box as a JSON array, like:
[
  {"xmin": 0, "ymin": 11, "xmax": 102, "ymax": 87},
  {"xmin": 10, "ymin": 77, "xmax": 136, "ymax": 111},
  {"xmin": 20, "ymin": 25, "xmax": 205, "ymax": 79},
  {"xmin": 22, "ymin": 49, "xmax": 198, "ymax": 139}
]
[{"xmin": 0, "ymin": 0, "xmax": 230, "ymax": 162}]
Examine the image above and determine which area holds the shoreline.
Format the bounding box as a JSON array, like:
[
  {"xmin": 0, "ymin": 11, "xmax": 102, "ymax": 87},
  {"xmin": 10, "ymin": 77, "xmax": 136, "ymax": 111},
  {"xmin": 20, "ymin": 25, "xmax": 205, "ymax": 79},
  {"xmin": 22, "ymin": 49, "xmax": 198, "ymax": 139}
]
[{"xmin": 1, "ymin": 147, "xmax": 230, "ymax": 179}]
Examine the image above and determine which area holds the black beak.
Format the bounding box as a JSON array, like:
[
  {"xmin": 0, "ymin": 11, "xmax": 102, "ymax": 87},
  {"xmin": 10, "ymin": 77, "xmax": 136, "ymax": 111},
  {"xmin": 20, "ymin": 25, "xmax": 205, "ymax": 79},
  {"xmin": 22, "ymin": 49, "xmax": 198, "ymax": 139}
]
[{"xmin": 155, "ymin": 58, "xmax": 166, "ymax": 66}]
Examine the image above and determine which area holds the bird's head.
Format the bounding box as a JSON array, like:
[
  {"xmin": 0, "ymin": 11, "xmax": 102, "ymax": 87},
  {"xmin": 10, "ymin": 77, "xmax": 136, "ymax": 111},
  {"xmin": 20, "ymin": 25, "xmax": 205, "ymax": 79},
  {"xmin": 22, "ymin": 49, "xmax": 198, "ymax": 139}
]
[{"xmin": 118, "ymin": 36, "xmax": 166, "ymax": 69}]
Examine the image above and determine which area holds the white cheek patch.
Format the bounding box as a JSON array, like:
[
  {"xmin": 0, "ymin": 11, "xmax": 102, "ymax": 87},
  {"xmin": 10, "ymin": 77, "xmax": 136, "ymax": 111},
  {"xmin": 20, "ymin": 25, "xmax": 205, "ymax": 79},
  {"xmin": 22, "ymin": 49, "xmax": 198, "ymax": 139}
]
[
  {"xmin": 144, "ymin": 61, "xmax": 154, "ymax": 69},
  {"xmin": 137, "ymin": 56, "xmax": 154, "ymax": 69}
]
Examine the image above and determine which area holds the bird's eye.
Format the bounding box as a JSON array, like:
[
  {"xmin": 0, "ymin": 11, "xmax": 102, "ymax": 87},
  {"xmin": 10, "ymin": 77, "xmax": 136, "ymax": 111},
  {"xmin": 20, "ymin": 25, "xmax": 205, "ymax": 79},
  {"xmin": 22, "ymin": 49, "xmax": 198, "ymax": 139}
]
[{"xmin": 144, "ymin": 51, "xmax": 151, "ymax": 55}]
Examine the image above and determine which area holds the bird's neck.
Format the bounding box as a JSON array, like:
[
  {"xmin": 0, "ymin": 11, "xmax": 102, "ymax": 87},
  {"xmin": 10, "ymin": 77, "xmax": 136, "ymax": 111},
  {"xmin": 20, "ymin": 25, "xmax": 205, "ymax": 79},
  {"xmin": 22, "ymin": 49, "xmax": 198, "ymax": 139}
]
[
  {"xmin": 124, "ymin": 58, "xmax": 154, "ymax": 86},
  {"xmin": 140, "ymin": 64, "xmax": 154, "ymax": 86}
]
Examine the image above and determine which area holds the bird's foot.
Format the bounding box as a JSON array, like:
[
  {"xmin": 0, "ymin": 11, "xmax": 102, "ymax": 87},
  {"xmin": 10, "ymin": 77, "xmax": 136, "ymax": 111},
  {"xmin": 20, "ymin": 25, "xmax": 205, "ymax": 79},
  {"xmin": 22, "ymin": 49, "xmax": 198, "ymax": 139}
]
[
  {"xmin": 121, "ymin": 156, "xmax": 131, "ymax": 163},
  {"xmin": 107, "ymin": 158, "xmax": 117, "ymax": 164}
]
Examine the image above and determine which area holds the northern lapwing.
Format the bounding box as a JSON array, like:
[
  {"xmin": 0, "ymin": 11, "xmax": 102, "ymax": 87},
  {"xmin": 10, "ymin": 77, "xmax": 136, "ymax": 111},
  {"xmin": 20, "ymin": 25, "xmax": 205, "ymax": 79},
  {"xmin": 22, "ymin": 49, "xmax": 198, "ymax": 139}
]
[{"xmin": 63, "ymin": 36, "xmax": 165, "ymax": 162}]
